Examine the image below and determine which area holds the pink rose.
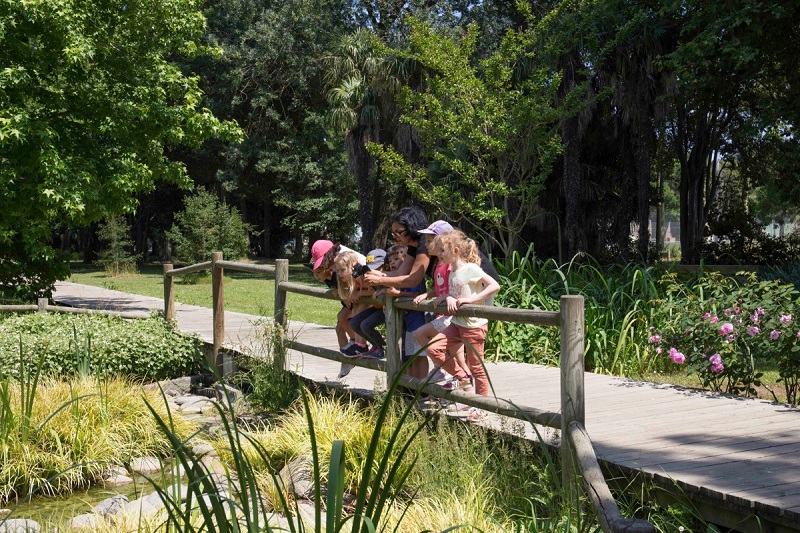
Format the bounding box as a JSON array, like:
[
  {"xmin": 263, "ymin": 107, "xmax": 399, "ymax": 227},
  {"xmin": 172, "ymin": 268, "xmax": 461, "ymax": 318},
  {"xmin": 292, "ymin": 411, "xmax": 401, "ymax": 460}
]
[
  {"xmin": 669, "ymin": 348, "xmax": 685, "ymax": 365},
  {"xmin": 702, "ymin": 312, "xmax": 711, "ymax": 319},
  {"xmin": 648, "ymin": 335, "xmax": 661, "ymax": 344},
  {"xmin": 656, "ymin": 348, "xmax": 663, "ymax": 354},
  {"xmin": 748, "ymin": 326, "xmax": 760, "ymax": 336},
  {"xmin": 780, "ymin": 315, "xmax": 792, "ymax": 324},
  {"xmin": 770, "ymin": 330, "xmax": 782, "ymax": 340},
  {"xmin": 750, "ymin": 313, "xmax": 759, "ymax": 323},
  {"xmin": 723, "ymin": 308, "xmax": 731, "ymax": 316},
  {"xmin": 758, "ymin": 307, "xmax": 765, "ymax": 315},
  {"xmin": 734, "ymin": 308, "xmax": 741, "ymax": 315},
  {"xmin": 711, "ymin": 362, "xmax": 725, "ymax": 373},
  {"xmin": 718, "ymin": 323, "xmax": 734, "ymax": 336},
  {"xmin": 709, "ymin": 353, "xmax": 722, "ymax": 365},
  {"xmin": 710, "ymin": 316, "xmax": 719, "ymax": 324}
]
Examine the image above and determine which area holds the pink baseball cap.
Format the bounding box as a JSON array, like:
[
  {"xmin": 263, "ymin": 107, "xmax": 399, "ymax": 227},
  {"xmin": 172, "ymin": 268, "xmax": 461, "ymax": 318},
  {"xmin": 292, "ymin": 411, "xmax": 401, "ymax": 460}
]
[
  {"xmin": 310, "ymin": 240, "xmax": 334, "ymax": 270},
  {"xmin": 418, "ymin": 220, "xmax": 454, "ymax": 235}
]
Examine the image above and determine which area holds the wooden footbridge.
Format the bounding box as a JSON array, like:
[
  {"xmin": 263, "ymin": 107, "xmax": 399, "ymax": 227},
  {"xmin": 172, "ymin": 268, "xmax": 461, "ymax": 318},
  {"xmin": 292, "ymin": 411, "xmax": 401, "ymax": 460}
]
[{"xmin": 46, "ymin": 256, "xmax": 800, "ymax": 533}]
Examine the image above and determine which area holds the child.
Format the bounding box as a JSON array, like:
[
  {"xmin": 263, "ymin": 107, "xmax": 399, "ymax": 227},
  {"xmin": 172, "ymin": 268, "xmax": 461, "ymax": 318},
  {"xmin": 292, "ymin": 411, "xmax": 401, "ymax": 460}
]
[
  {"xmin": 310, "ymin": 241, "xmax": 369, "ymax": 374},
  {"xmin": 312, "ymin": 243, "xmax": 367, "ymax": 355},
  {"xmin": 412, "ymin": 226, "xmax": 467, "ymax": 386},
  {"xmin": 357, "ymin": 245, "xmax": 409, "ymax": 360},
  {"xmin": 425, "ymin": 230, "xmax": 500, "ymax": 421},
  {"xmin": 348, "ymin": 249, "xmax": 388, "ymax": 359},
  {"xmin": 380, "ymin": 245, "xmax": 427, "ymax": 377}
]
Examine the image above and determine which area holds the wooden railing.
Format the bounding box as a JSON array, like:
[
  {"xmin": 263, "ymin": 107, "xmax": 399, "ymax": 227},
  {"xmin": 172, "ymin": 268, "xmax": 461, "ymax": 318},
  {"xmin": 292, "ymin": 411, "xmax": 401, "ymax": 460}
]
[
  {"xmin": 0, "ymin": 298, "xmax": 148, "ymax": 320},
  {"xmin": 161, "ymin": 253, "xmax": 654, "ymax": 533}
]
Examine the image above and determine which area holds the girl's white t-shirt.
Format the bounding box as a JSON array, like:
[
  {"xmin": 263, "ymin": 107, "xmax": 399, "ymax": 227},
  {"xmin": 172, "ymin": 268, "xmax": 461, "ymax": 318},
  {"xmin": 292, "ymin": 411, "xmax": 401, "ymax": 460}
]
[{"xmin": 448, "ymin": 262, "xmax": 489, "ymax": 328}]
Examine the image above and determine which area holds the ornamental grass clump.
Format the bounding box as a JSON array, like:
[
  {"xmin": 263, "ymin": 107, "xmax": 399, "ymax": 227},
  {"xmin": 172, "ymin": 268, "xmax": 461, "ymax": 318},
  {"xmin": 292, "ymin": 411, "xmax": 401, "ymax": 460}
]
[
  {"xmin": 0, "ymin": 375, "xmax": 196, "ymax": 505},
  {"xmin": 648, "ymin": 271, "xmax": 800, "ymax": 403}
]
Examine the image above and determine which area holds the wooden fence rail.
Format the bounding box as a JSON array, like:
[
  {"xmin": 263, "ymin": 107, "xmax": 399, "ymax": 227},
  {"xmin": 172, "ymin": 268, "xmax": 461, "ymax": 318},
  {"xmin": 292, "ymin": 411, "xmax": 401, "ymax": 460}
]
[
  {"xmin": 162, "ymin": 253, "xmax": 653, "ymax": 532},
  {"xmin": 0, "ymin": 298, "xmax": 147, "ymax": 320}
]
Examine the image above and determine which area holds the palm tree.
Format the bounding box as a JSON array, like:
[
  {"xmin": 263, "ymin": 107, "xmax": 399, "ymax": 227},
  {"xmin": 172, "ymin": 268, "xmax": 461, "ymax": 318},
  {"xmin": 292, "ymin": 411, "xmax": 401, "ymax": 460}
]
[{"xmin": 324, "ymin": 29, "xmax": 416, "ymax": 250}]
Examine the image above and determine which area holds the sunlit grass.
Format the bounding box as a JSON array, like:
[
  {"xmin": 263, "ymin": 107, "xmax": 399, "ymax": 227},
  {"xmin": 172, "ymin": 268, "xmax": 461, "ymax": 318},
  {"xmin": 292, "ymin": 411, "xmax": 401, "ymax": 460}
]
[{"xmin": 67, "ymin": 262, "xmax": 341, "ymax": 326}]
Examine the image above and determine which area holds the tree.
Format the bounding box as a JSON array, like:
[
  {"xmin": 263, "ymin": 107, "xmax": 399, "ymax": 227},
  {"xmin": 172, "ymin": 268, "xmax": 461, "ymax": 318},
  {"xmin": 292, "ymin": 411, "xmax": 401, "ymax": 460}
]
[
  {"xmin": 167, "ymin": 188, "xmax": 252, "ymax": 264},
  {"xmin": 95, "ymin": 217, "xmax": 140, "ymax": 276},
  {"xmin": 0, "ymin": 0, "xmax": 240, "ymax": 298},
  {"xmin": 372, "ymin": 21, "xmax": 562, "ymax": 258},
  {"xmin": 187, "ymin": 0, "xmax": 358, "ymax": 257},
  {"xmin": 661, "ymin": 0, "xmax": 800, "ymax": 263}
]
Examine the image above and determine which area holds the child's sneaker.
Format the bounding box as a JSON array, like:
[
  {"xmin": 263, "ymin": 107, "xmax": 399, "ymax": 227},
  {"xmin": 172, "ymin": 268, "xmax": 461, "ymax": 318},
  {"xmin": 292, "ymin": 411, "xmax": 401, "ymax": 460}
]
[
  {"xmin": 361, "ymin": 346, "xmax": 385, "ymax": 360},
  {"xmin": 441, "ymin": 377, "xmax": 460, "ymax": 390},
  {"xmin": 458, "ymin": 375, "xmax": 474, "ymax": 392},
  {"xmin": 423, "ymin": 368, "xmax": 449, "ymax": 383},
  {"xmin": 466, "ymin": 407, "xmax": 487, "ymax": 422},
  {"xmin": 339, "ymin": 340, "xmax": 355, "ymax": 353},
  {"xmin": 337, "ymin": 363, "xmax": 354, "ymax": 379},
  {"xmin": 341, "ymin": 342, "xmax": 368, "ymax": 358}
]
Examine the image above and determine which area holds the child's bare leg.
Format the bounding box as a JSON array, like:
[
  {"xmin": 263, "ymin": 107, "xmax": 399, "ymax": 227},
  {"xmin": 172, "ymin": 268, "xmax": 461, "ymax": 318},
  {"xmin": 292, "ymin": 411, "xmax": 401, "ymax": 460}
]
[
  {"xmin": 336, "ymin": 306, "xmax": 351, "ymax": 347},
  {"xmin": 410, "ymin": 355, "xmax": 429, "ymax": 379},
  {"xmin": 337, "ymin": 306, "xmax": 365, "ymax": 346}
]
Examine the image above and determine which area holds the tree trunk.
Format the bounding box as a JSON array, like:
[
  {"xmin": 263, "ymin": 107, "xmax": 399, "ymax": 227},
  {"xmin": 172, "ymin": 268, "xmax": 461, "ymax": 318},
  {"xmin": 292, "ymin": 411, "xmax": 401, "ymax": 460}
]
[
  {"xmin": 261, "ymin": 197, "xmax": 271, "ymax": 259},
  {"xmin": 346, "ymin": 125, "xmax": 375, "ymax": 252},
  {"xmin": 676, "ymin": 102, "xmax": 715, "ymax": 265},
  {"xmin": 560, "ymin": 50, "xmax": 586, "ymax": 259},
  {"xmin": 635, "ymin": 125, "xmax": 653, "ymax": 262}
]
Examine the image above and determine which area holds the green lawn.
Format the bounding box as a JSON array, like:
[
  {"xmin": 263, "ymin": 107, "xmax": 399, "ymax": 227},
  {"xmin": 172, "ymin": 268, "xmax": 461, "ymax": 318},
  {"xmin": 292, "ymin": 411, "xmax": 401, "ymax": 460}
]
[{"xmin": 68, "ymin": 261, "xmax": 340, "ymax": 326}]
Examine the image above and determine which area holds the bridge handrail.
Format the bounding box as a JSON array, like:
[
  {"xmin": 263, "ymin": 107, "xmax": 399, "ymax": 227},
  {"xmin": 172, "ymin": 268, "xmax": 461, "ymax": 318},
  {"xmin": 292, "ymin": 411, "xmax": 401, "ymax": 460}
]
[
  {"xmin": 161, "ymin": 253, "xmax": 651, "ymax": 533},
  {"xmin": 0, "ymin": 298, "xmax": 147, "ymax": 320}
]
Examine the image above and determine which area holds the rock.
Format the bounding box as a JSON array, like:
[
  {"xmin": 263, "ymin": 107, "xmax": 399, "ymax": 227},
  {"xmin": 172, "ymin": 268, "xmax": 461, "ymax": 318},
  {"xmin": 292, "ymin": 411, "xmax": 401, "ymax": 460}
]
[
  {"xmin": 92, "ymin": 494, "xmax": 129, "ymax": 517},
  {"xmin": 0, "ymin": 518, "xmax": 41, "ymax": 532},
  {"xmin": 297, "ymin": 500, "xmax": 326, "ymax": 529},
  {"xmin": 122, "ymin": 494, "xmax": 164, "ymax": 521},
  {"xmin": 213, "ymin": 384, "xmax": 243, "ymax": 406},
  {"xmin": 67, "ymin": 513, "xmax": 102, "ymax": 529},
  {"xmin": 174, "ymin": 395, "xmax": 210, "ymax": 407},
  {"xmin": 191, "ymin": 442, "xmax": 216, "ymax": 457},
  {"xmin": 143, "ymin": 377, "xmax": 194, "ymax": 396},
  {"xmin": 103, "ymin": 474, "xmax": 134, "ymax": 487},
  {"xmin": 130, "ymin": 456, "xmax": 162, "ymax": 475},
  {"xmin": 278, "ymin": 456, "xmax": 315, "ymax": 500}
]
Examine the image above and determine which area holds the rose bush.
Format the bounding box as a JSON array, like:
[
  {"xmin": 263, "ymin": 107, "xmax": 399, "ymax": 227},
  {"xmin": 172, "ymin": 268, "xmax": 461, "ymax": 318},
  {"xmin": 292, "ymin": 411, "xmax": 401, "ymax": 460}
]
[{"xmin": 649, "ymin": 272, "xmax": 800, "ymax": 403}]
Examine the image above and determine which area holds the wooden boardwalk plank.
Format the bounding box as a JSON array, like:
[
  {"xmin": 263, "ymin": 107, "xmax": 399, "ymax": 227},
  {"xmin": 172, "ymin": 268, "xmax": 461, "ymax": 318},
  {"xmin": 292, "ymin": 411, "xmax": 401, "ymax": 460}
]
[{"xmin": 51, "ymin": 281, "xmax": 800, "ymax": 530}]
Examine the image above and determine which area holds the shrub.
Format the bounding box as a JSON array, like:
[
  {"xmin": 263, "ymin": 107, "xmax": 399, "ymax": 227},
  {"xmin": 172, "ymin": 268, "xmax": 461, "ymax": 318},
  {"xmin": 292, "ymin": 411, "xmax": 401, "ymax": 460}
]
[
  {"xmin": 0, "ymin": 313, "xmax": 203, "ymax": 381},
  {"xmin": 648, "ymin": 272, "xmax": 800, "ymax": 402},
  {"xmin": 95, "ymin": 215, "xmax": 140, "ymax": 276},
  {"xmin": 167, "ymin": 188, "xmax": 253, "ymax": 264}
]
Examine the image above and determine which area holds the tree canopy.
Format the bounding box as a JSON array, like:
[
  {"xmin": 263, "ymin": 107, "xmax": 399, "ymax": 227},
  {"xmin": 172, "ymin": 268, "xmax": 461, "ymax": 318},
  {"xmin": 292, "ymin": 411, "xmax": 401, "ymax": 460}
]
[{"xmin": 0, "ymin": 0, "xmax": 239, "ymax": 297}]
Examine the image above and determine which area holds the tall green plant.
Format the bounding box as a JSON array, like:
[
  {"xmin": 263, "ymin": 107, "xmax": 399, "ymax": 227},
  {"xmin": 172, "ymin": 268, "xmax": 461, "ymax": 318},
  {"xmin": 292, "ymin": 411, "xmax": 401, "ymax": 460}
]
[
  {"xmin": 95, "ymin": 216, "xmax": 141, "ymax": 276},
  {"xmin": 167, "ymin": 188, "xmax": 253, "ymax": 264},
  {"xmin": 146, "ymin": 351, "xmax": 430, "ymax": 532}
]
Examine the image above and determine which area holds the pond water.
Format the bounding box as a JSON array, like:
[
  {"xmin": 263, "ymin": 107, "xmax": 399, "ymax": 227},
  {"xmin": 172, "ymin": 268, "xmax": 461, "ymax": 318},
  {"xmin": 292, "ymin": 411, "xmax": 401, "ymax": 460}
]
[{"xmin": 4, "ymin": 466, "xmax": 182, "ymax": 527}]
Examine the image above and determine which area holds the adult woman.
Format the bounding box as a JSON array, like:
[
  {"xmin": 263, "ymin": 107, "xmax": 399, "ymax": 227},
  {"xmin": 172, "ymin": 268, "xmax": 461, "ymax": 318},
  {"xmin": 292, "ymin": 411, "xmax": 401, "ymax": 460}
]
[{"xmin": 363, "ymin": 206, "xmax": 431, "ymax": 379}]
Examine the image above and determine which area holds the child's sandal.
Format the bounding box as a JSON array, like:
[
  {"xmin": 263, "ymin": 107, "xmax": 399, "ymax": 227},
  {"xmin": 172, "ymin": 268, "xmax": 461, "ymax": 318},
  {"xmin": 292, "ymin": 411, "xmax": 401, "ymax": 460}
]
[{"xmin": 466, "ymin": 407, "xmax": 487, "ymax": 422}]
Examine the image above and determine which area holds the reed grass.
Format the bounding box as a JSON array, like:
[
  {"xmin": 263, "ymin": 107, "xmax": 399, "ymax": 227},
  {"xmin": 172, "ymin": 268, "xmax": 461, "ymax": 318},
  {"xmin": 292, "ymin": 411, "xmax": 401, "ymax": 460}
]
[{"xmin": 0, "ymin": 376, "xmax": 196, "ymax": 506}]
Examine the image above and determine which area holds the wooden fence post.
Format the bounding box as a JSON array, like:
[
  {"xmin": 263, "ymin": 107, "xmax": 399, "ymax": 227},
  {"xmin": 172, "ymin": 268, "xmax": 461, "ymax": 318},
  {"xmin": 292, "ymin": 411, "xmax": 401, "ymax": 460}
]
[
  {"xmin": 37, "ymin": 297, "xmax": 48, "ymax": 313},
  {"xmin": 273, "ymin": 259, "xmax": 289, "ymax": 370},
  {"xmin": 384, "ymin": 295, "xmax": 403, "ymax": 387},
  {"xmin": 211, "ymin": 251, "xmax": 224, "ymax": 376},
  {"xmin": 163, "ymin": 263, "xmax": 175, "ymax": 323},
  {"xmin": 560, "ymin": 294, "xmax": 585, "ymax": 494}
]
